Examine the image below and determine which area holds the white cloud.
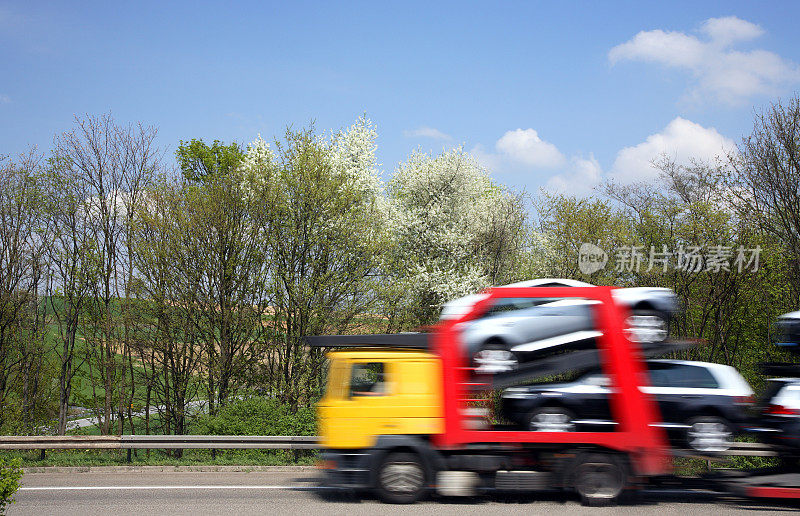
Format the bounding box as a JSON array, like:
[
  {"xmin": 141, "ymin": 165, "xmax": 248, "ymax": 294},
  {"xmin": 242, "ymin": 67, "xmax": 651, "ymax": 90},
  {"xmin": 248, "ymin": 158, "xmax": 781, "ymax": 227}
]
[
  {"xmin": 702, "ymin": 16, "xmax": 764, "ymax": 46},
  {"xmin": 523, "ymin": 117, "xmax": 734, "ymax": 194},
  {"xmin": 476, "ymin": 118, "xmax": 734, "ymax": 196},
  {"xmin": 495, "ymin": 128, "xmax": 566, "ymax": 168},
  {"xmin": 609, "ymin": 16, "xmax": 800, "ymax": 104},
  {"xmin": 608, "ymin": 117, "xmax": 736, "ymax": 183},
  {"xmin": 545, "ymin": 156, "xmax": 603, "ymax": 196},
  {"xmin": 0, "ymin": 94, "xmax": 9, "ymax": 104},
  {"xmin": 403, "ymin": 126, "xmax": 452, "ymax": 141}
]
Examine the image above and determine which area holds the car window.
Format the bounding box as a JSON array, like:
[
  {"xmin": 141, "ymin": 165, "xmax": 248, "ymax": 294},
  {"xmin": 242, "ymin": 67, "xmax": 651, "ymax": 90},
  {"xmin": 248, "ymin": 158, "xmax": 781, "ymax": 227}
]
[
  {"xmin": 648, "ymin": 363, "xmax": 718, "ymax": 388},
  {"xmin": 647, "ymin": 366, "xmax": 671, "ymax": 387},
  {"xmin": 481, "ymin": 298, "xmax": 555, "ymax": 318},
  {"xmin": 350, "ymin": 362, "xmax": 388, "ymax": 397}
]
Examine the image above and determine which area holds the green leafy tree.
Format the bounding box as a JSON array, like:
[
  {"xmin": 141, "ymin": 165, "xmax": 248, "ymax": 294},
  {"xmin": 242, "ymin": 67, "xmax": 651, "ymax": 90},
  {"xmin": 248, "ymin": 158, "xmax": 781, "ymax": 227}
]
[
  {"xmin": 184, "ymin": 169, "xmax": 270, "ymax": 411},
  {"xmin": 46, "ymin": 140, "xmax": 100, "ymax": 435},
  {"xmin": 534, "ymin": 192, "xmax": 631, "ymax": 284},
  {"xmin": 603, "ymin": 159, "xmax": 790, "ymax": 383},
  {"xmin": 176, "ymin": 139, "xmax": 244, "ymax": 183}
]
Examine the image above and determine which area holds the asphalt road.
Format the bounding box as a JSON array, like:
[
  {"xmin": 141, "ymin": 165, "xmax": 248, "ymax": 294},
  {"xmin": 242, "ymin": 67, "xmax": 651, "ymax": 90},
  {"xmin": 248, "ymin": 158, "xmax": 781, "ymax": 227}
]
[{"xmin": 9, "ymin": 469, "xmax": 800, "ymax": 515}]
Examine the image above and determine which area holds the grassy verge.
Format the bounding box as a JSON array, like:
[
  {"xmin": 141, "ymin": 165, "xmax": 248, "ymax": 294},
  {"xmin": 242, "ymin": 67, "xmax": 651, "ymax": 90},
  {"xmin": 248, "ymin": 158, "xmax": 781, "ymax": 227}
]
[
  {"xmin": 672, "ymin": 455, "xmax": 780, "ymax": 477},
  {"xmin": 0, "ymin": 448, "xmax": 318, "ymax": 468},
  {"xmin": 4, "ymin": 448, "xmax": 779, "ymax": 471}
]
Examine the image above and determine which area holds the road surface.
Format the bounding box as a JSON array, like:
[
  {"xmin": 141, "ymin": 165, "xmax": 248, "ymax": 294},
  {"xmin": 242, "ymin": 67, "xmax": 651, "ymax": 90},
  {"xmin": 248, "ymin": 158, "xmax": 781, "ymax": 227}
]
[{"xmin": 10, "ymin": 469, "xmax": 799, "ymax": 515}]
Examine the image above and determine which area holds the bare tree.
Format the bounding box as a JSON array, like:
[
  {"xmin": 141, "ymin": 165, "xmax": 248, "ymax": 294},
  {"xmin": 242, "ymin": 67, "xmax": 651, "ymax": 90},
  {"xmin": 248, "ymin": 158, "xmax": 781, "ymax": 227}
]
[
  {"xmin": 731, "ymin": 95, "xmax": 800, "ymax": 303},
  {"xmin": 131, "ymin": 177, "xmax": 204, "ymax": 440},
  {"xmin": 46, "ymin": 147, "xmax": 97, "ymax": 435},
  {"xmin": 0, "ymin": 151, "xmax": 52, "ymax": 431},
  {"xmin": 50, "ymin": 114, "xmax": 159, "ymax": 434}
]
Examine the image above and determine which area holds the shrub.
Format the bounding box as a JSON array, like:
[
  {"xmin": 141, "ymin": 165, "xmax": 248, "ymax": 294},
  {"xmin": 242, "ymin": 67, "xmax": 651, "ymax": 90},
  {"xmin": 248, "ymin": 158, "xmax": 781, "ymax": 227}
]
[
  {"xmin": 0, "ymin": 458, "xmax": 23, "ymax": 515},
  {"xmin": 191, "ymin": 397, "xmax": 316, "ymax": 436}
]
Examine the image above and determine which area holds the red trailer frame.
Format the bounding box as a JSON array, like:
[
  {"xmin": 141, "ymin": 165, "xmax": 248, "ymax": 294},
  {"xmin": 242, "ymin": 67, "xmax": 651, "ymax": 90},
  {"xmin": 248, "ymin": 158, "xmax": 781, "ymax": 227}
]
[{"xmin": 430, "ymin": 285, "xmax": 672, "ymax": 477}]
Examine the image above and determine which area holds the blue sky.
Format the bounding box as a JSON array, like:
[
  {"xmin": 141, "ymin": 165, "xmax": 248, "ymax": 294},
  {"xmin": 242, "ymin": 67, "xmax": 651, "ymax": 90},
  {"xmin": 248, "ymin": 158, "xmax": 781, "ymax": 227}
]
[{"xmin": 2, "ymin": 1, "xmax": 800, "ymax": 194}]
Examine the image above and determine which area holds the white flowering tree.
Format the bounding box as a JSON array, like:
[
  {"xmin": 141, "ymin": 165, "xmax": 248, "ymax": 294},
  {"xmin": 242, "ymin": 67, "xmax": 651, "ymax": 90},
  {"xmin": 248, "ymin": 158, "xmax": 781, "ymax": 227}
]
[
  {"xmin": 385, "ymin": 148, "xmax": 529, "ymax": 327},
  {"xmin": 241, "ymin": 117, "xmax": 388, "ymax": 403}
]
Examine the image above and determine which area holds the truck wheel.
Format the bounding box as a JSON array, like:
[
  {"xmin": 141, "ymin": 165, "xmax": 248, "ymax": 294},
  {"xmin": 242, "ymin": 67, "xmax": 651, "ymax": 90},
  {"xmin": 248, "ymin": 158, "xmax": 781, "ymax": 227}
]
[
  {"xmin": 528, "ymin": 407, "xmax": 576, "ymax": 432},
  {"xmin": 376, "ymin": 452, "xmax": 426, "ymax": 504},
  {"xmin": 686, "ymin": 416, "xmax": 733, "ymax": 453},
  {"xmin": 573, "ymin": 453, "xmax": 625, "ymax": 506}
]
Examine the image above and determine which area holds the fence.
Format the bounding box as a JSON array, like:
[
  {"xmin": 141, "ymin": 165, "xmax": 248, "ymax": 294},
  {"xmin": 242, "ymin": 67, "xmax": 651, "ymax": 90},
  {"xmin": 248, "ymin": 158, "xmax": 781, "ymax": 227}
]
[
  {"xmin": 0, "ymin": 435, "xmax": 321, "ymax": 461},
  {"xmin": 0, "ymin": 435, "xmax": 776, "ymax": 456}
]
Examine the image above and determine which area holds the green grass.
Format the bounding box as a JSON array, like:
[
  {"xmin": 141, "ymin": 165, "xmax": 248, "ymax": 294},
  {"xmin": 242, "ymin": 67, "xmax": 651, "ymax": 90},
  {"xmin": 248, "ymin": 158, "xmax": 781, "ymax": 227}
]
[
  {"xmin": 0, "ymin": 449, "xmax": 318, "ymax": 468},
  {"xmin": 4, "ymin": 449, "xmax": 779, "ymax": 471}
]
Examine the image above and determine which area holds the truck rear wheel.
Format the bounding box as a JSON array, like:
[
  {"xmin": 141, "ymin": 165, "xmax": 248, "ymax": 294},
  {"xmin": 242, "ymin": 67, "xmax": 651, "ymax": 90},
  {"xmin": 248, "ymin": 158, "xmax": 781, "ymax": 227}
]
[
  {"xmin": 572, "ymin": 453, "xmax": 625, "ymax": 506},
  {"xmin": 376, "ymin": 452, "xmax": 427, "ymax": 504}
]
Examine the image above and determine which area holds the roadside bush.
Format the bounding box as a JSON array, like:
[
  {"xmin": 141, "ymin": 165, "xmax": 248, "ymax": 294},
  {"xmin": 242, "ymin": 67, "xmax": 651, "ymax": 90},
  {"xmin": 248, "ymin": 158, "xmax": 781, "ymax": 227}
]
[
  {"xmin": 0, "ymin": 458, "xmax": 23, "ymax": 515},
  {"xmin": 191, "ymin": 397, "xmax": 316, "ymax": 436}
]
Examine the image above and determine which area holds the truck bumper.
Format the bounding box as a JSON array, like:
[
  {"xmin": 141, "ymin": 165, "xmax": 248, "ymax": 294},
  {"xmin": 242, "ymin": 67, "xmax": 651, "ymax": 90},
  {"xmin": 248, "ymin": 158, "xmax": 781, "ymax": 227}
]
[{"xmin": 319, "ymin": 450, "xmax": 372, "ymax": 489}]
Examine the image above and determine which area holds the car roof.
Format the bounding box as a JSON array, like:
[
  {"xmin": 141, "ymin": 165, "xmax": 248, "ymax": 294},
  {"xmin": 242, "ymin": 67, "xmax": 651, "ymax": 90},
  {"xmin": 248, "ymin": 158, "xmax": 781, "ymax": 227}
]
[
  {"xmin": 504, "ymin": 278, "xmax": 595, "ymax": 288},
  {"xmin": 649, "ymin": 359, "xmax": 753, "ymax": 392},
  {"xmin": 649, "ymin": 359, "xmax": 731, "ymax": 370},
  {"xmin": 440, "ymin": 279, "xmax": 594, "ymax": 319}
]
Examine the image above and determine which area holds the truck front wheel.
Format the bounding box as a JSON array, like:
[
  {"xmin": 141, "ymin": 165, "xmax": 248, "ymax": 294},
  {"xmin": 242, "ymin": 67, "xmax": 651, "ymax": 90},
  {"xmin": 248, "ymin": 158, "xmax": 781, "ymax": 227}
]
[
  {"xmin": 572, "ymin": 453, "xmax": 625, "ymax": 506},
  {"xmin": 376, "ymin": 452, "xmax": 427, "ymax": 504}
]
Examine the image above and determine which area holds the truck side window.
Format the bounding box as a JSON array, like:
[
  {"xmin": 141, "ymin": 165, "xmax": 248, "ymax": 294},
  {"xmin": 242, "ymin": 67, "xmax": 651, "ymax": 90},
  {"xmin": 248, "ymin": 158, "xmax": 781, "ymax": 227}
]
[{"xmin": 350, "ymin": 362, "xmax": 387, "ymax": 397}]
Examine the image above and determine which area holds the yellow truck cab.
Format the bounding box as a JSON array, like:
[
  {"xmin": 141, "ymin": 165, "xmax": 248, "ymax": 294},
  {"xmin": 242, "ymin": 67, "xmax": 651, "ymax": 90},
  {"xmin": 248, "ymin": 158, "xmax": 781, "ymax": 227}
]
[
  {"xmin": 317, "ymin": 348, "xmax": 451, "ymax": 503},
  {"xmin": 318, "ymin": 348, "xmax": 444, "ymax": 449}
]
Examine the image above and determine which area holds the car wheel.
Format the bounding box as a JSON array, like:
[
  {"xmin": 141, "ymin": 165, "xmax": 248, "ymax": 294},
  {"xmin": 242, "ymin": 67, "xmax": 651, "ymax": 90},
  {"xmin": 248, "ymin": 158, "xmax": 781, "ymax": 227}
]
[
  {"xmin": 572, "ymin": 453, "xmax": 626, "ymax": 506},
  {"xmin": 528, "ymin": 407, "xmax": 576, "ymax": 432},
  {"xmin": 626, "ymin": 309, "xmax": 669, "ymax": 343},
  {"xmin": 376, "ymin": 452, "xmax": 427, "ymax": 504},
  {"xmin": 686, "ymin": 416, "xmax": 733, "ymax": 453},
  {"xmin": 473, "ymin": 341, "xmax": 518, "ymax": 373}
]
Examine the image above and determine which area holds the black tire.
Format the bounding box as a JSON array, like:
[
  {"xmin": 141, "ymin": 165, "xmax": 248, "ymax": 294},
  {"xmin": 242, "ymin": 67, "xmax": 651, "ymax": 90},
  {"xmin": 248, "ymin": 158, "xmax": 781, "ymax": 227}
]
[
  {"xmin": 685, "ymin": 416, "xmax": 733, "ymax": 453},
  {"xmin": 376, "ymin": 452, "xmax": 427, "ymax": 504},
  {"xmin": 472, "ymin": 339, "xmax": 518, "ymax": 373},
  {"xmin": 528, "ymin": 406, "xmax": 576, "ymax": 432},
  {"xmin": 626, "ymin": 309, "xmax": 670, "ymax": 343},
  {"xmin": 572, "ymin": 453, "xmax": 626, "ymax": 506}
]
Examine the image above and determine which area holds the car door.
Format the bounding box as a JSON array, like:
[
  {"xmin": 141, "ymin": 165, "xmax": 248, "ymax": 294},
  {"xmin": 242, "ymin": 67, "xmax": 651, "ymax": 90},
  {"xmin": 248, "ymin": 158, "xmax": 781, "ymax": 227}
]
[
  {"xmin": 642, "ymin": 363, "xmax": 720, "ymax": 423},
  {"xmin": 572, "ymin": 374, "xmax": 614, "ymax": 421}
]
